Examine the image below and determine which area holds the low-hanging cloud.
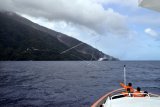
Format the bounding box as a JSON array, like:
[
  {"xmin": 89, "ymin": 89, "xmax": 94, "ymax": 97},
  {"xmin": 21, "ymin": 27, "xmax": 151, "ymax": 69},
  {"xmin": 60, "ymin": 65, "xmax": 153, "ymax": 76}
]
[{"xmin": 0, "ymin": 0, "xmax": 129, "ymax": 35}]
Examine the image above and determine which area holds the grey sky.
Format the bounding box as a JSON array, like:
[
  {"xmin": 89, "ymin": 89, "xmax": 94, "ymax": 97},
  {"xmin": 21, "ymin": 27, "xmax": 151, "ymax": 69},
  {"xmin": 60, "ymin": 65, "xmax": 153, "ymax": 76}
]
[{"xmin": 0, "ymin": 0, "xmax": 129, "ymax": 35}]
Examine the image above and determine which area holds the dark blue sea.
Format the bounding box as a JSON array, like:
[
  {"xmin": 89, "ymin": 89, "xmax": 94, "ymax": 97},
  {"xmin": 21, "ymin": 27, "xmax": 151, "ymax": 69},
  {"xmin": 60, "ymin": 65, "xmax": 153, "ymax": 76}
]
[{"xmin": 0, "ymin": 61, "xmax": 160, "ymax": 107}]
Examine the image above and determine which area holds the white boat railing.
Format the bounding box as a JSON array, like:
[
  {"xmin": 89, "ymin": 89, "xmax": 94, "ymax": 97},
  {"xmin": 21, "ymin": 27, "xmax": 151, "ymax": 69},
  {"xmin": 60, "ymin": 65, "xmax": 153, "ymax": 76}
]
[
  {"xmin": 148, "ymin": 93, "xmax": 160, "ymax": 97},
  {"xmin": 91, "ymin": 88, "xmax": 125, "ymax": 107},
  {"xmin": 110, "ymin": 92, "xmax": 160, "ymax": 100},
  {"xmin": 110, "ymin": 93, "xmax": 150, "ymax": 100}
]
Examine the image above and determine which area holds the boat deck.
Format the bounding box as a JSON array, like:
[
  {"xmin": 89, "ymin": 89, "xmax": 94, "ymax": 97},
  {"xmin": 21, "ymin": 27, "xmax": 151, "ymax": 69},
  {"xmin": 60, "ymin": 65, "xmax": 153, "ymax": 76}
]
[
  {"xmin": 103, "ymin": 97, "xmax": 160, "ymax": 107},
  {"xmin": 91, "ymin": 88, "xmax": 160, "ymax": 107}
]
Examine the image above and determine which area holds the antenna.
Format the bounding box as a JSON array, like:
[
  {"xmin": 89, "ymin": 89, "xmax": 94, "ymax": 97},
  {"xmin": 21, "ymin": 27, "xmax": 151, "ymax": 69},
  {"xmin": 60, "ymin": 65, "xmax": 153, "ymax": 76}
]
[{"xmin": 124, "ymin": 65, "xmax": 126, "ymax": 85}]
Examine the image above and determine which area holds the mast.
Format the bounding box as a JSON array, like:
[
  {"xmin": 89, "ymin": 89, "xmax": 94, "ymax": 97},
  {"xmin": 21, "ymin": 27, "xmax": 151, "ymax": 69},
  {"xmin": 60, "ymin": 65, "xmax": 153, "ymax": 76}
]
[{"xmin": 124, "ymin": 65, "xmax": 126, "ymax": 85}]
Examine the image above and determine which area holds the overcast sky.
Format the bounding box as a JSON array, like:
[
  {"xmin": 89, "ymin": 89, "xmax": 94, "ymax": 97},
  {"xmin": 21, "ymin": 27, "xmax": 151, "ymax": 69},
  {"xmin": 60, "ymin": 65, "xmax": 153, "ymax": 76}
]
[{"xmin": 0, "ymin": 0, "xmax": 160, "ymax": 60}]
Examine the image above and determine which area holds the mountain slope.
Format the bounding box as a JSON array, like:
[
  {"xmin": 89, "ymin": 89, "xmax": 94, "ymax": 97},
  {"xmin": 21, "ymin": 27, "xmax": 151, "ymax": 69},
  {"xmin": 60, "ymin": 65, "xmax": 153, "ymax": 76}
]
[{"xmin": 0, "ymin": 11, "xmax": 118, "ymax": 61}]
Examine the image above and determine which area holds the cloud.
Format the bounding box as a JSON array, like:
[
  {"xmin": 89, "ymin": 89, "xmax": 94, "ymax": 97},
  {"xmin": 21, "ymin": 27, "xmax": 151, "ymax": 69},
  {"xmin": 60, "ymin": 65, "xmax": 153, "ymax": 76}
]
[
  {"xmin": 95, "ymin": 0, "xmax": 138, "ymax": 7},
  {"xmin": 0, "ymin": 0, "xmax": 129, "ymax": 35},
  {"xmin": 145, "ymin": 28, "xmax": 159, "ymax": 38}
]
